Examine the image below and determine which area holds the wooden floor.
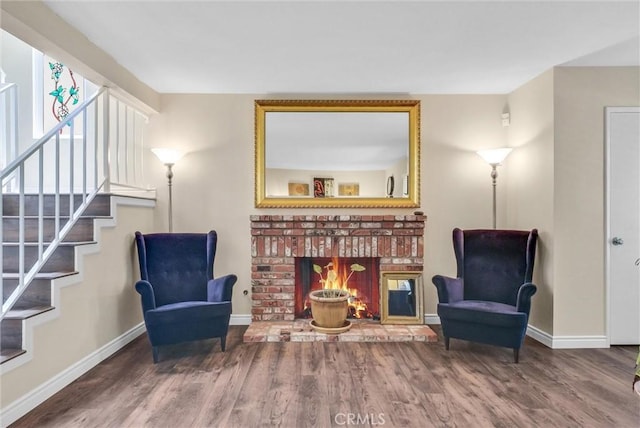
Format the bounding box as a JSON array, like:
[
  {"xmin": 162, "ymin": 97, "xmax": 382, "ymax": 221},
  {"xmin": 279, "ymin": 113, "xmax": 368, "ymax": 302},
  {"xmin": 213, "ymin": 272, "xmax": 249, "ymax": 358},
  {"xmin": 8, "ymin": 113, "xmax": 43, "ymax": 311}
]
[{"xmin": 12, "ymin": 326, "xmax": 640, "ymax": 428}]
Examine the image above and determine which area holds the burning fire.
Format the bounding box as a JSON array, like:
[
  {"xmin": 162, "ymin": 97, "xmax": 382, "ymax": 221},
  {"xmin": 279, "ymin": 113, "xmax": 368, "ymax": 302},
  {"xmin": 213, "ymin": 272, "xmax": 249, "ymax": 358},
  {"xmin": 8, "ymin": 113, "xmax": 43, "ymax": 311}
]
[{"xmin": 305, "ymin": 257, "xmax": 372, "ymax": 319}]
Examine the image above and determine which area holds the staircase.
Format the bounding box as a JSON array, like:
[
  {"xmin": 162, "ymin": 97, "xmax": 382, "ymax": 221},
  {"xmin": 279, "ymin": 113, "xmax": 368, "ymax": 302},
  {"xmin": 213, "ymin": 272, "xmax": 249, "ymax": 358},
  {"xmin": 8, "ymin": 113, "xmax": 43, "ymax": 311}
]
[
  {"xmin": 0, "ymin": 72, "xmax": 156, "ymax": 423},
  {"xmin": 0, "ymin": 80, "xmax": 152, "ymax": 375},
  {"xmin": 1, "ymin": 193, "xmax": 112, "ymax": 364}
]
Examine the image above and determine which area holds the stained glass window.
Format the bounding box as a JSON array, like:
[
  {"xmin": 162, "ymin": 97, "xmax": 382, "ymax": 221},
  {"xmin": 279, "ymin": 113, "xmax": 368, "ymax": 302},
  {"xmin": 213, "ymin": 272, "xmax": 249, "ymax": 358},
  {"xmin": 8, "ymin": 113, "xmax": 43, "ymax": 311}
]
[{"xmin": 33, "ymin": 50, "xmax": 98, "ymax": 137}]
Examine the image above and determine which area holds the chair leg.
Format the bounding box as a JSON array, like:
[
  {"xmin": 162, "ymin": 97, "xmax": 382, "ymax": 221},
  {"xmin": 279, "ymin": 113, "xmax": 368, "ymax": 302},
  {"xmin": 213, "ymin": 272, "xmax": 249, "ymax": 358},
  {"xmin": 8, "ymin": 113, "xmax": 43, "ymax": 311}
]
[
  {"xmin": 444, "ymin": 336, "xmax": 450, "ymax": 350},
  {"xmin": 152, "ymin": 346, "xmax": 160, "ymax": 364},
  {"xmin": 513, "ymin": 348, "xmax": 519, "ymax": 364},
  {"xmin": 220, "ymin": 335, "xmax": 227, "ymax": 352}
]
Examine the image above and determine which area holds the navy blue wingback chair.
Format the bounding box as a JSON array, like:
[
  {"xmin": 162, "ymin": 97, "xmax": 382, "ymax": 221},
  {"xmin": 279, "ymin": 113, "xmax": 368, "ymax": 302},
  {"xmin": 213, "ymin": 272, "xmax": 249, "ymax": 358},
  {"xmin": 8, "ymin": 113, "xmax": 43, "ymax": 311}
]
[
  {"xmin": 134, "ymin": 231, "xmax": 237, "ymax": 363},
  {"xmin": 432, "ymin": 228, "xmax": 538, "ymax": 363}
]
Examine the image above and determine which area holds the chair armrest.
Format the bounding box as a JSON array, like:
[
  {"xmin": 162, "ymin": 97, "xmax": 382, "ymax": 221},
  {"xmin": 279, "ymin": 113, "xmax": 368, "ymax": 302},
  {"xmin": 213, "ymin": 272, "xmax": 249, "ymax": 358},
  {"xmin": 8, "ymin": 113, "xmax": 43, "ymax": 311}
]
[
  {"xmin": 432, "ymin": 275, "xmax": 463, "ymax": 303},
  {"xmin": 208, "ymin": 274, "xmax": 238, "ymax": 303},
  {"xmin": 134, "ymin": 280, "xmax": 157, "ymax": 313},
  {"xmin": 516, "ymin": 282, "xmax": 537, "ymax": 314}
]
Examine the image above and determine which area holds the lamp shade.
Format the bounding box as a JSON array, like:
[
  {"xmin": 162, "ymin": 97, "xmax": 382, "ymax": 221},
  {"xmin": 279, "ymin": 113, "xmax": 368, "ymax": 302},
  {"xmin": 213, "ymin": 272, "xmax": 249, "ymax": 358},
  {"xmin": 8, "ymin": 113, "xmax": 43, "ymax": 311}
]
[
  {"xmin": 476, "ymin": 148, "xmax": 512, "ymax": 165},
  {"xmin": 151, "ymin": 148, "xmax": 184, "ymax": 165}
]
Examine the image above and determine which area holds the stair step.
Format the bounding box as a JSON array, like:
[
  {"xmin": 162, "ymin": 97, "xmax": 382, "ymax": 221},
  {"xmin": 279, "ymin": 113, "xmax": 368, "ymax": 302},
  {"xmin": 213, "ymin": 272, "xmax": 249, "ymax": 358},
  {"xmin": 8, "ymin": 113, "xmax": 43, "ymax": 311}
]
[
  {"xmin": 2, "ymin": 217, "xmax": 105, "ymax": 242},
  {"xmin": 3, "ymin": 272, "xmax": 78, "ymax": 305},
  {"xmin": 0, "ymin": 193, "xmax": 118, "ymax": 367},
  {"xmin": 2, "ymin": 271, "xmax": 78, "ymax": 280},
  {"xmin": 2, "ymin": 194, "xmax": 111, "ymax": 217},
  {"xmin": 0, "ymin": 299, "xmax": 62, "ymax": 356},
  {"xmin": 4, "ymin": 305, "xmax": 54, "ymax": 320},
  {"xmin": 1, "ymin": 318, "xmax": 22, "ymax": 349},
  {"xmin": 3, "ymin": 242, "xmax": 95, "ymax": 273},
  {"xmin": 0, "ymin": 348, "xmax": 26, "ymax": 364},
  {"xmin": 1, "ymin": 307, "xmax": 55, "ymax": 352}
]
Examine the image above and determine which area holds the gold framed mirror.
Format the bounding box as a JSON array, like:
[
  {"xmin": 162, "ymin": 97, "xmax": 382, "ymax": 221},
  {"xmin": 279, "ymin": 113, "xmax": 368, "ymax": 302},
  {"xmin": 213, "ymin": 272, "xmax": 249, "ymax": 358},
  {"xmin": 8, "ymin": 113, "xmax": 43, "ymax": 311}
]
[
  {"xmin": 380, "ymin": 272, "xmax": 423, "ymax": 325},
  {"xmin": 255, "ymin": 99, "xmax": 421, "ymax": 208}
]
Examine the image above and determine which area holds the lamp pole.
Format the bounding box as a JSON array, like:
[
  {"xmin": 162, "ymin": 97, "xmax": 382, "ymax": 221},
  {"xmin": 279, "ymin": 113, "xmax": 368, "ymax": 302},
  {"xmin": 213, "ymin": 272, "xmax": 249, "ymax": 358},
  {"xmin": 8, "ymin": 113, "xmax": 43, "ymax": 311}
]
[
  {"xmin": 165, "ymin": 163, "xmax": 174, "ymax": 232},
  {"xmin": 490, "ymin": 163, "xmax": 498, "ymax": 229},
  {"xmin": 152, "ymin": 148, "xmax": 184, "ymax": 233}
]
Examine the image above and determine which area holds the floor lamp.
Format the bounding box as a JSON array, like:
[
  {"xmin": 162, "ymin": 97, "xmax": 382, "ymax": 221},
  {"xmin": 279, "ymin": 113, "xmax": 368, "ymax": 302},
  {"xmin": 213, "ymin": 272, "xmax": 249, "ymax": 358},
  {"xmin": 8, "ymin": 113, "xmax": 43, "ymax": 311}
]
[
  {"xmin": 151, "ymin": 148, "xmax": 184, "ymax": 233},
  {"xmin": 476, "ymin": 148, "xmax": 512, "ymax": 229}
]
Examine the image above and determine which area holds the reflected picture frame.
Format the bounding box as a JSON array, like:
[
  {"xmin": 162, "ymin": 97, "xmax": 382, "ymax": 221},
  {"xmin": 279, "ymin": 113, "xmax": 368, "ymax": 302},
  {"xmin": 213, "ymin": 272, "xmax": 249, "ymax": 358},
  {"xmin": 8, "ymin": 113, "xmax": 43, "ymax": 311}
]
[
  {"xmin": 288, "ymin": 182, "xmax": 309, "ymax": 196},
  {"xmin": 380, "ymin": 272, "xmax": 424, "ymax": 325},
  {"xmin": 338, "ymin": 183, "xmax": 360, "ymax": 196}
]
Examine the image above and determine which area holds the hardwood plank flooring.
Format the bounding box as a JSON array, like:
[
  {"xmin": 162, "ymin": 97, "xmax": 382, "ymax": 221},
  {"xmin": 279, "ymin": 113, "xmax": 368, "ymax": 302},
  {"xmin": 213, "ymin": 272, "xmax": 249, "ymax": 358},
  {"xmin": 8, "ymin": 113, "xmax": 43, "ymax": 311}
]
[{"xmin": 10, "ymin": 326, "xmax": 640, "ymax": 428}]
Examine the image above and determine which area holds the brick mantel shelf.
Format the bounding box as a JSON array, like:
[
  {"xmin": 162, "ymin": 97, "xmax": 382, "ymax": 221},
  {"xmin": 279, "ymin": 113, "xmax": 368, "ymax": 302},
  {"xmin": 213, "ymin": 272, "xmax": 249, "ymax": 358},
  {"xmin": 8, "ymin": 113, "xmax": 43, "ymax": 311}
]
[{"xmin": 250, "ymin": 215, "xmax": 426, "ymax": 322}]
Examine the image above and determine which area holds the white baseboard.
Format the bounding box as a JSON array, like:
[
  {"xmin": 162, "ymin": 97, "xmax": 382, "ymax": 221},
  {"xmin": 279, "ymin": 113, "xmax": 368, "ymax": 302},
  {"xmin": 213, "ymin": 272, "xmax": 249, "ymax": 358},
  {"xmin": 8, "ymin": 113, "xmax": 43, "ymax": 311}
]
[
  {"xmin": 526, "ymin": 324, "xmax": 553, "ymax": 347},
  {"xmin": 426, "ymin": 318, "xmax": 607, "ymax": 350},
  {"xmin": 424, "ymin": 313, "xmax": 440, "ymax": 325},
  {"xmin": 230, "ymin": 314, "xmax": 252, "ymax": 325},
  {"xmin": 1, "ymin": 323, "xmax": 145, "ymax": 427},
  {"xmin": 527, "ymin": 325, "xmax": 608, "ymax": 349},
  {"xmin": 550, "ymin": 335, "xmax": 609, "ymax": 349}
]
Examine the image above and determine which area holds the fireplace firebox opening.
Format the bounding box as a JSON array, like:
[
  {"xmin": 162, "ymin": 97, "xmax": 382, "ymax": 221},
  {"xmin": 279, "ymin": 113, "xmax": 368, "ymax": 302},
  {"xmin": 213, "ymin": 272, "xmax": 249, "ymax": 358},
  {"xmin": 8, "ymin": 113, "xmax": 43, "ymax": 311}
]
[{"xmin": 295, "ymin": 257, "xmax": 380, "ymax": 320}]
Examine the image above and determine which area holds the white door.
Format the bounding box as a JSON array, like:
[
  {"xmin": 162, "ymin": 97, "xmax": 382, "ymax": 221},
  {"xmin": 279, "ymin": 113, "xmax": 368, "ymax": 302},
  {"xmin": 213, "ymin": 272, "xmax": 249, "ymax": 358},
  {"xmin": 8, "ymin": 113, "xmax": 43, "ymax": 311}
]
[{"xmin": 607, "ymin": 107, "xmax": 640, "ymax": 345}]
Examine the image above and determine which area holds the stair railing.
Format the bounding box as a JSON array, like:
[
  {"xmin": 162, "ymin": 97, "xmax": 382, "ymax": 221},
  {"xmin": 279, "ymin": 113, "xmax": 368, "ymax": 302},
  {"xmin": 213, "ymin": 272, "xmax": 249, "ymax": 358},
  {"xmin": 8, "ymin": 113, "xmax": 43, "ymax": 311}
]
[
  {"xmin": 0, "ymin": 88, "xmax": 110, "ymax": 319},
  {"xmin": 0, "ymin": 83, "xmax": 19, "ymax": 190}
]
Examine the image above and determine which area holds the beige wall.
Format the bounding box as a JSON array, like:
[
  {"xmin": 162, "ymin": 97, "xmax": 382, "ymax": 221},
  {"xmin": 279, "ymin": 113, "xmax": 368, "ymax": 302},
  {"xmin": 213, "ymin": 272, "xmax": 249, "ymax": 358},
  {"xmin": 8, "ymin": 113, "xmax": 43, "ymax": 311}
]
[
  {"xmin": 553, "ymin": 67, "xmax": 640, "ymax": 337},
  {"xmin": 506, "ymin": 69, "xmax": 555, "ymax": 334},
  {"xmin": 421, "ymin": 95, "xmax": 510, "ymax": 315},
  {"xmin": 146, "ymin": 94, "xmax": 509, "ymax": 317},
  {"xmin": 1, "ymin": 201, "xmax": 155, "ymax": 409},
  {"xmin": 506, "ymin": 66, "xmax": 640, "ymax": 339}
]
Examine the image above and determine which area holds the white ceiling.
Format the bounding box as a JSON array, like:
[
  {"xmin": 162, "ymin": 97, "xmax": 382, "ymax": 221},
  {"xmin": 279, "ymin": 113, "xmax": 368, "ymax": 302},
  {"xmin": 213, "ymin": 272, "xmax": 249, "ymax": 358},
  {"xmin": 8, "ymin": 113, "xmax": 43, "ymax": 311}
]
[{"xmin": 43, "ymin": 0, "xmax": 640, "ymax": 95}]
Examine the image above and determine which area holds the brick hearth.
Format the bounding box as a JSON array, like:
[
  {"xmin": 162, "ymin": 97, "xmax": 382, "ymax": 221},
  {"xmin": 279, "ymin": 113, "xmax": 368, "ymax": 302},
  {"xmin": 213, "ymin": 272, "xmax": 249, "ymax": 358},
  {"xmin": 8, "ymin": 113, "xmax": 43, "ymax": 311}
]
[
  {"xmin": 250, "ymin": 215, "xmax": 426, "ymax": 322},
  {"xmin": 243, "ymin": 319, "xmax": 438, "ymax": 343}
]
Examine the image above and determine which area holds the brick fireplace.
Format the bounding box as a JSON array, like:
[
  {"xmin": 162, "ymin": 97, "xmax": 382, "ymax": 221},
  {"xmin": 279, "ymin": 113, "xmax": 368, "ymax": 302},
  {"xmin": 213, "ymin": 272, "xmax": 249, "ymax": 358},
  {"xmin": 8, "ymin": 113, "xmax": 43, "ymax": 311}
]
[{"xmin": 250, "ymin": 214, "xmax": 426, "ymax": 322}]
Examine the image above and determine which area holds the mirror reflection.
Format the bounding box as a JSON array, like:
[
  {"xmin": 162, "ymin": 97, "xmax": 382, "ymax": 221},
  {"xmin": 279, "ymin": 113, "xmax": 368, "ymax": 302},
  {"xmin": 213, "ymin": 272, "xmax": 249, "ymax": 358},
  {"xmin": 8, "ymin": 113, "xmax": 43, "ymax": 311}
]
[
  {"xmin": 380, "ymin": 272, "xmax": 423, "ymax": 324},
  {"xmin": 255, "ymin": 100, "xmax": 420, "ymax": 208},
  {"xmin": 266, "ymin": 112, "xmax": 408, "ymax": 198}
]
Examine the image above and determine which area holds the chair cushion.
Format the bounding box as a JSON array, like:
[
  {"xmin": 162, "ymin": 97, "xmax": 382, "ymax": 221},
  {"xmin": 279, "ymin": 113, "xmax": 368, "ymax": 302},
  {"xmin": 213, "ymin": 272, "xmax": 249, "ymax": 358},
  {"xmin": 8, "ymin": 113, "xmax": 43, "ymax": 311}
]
[
  {"xmin": 139, "ymin": 233, "xmax": 211, "ymax": 305},
  {"xmin": 461, "ymin": 230, "xmax": 533, "ymax": 305},
  {"xmin": 145, "ymin": 301, "xmax": 231, "ymax": 326},
  {"xmin": 438, "ymin": 300, "xmax": 527, "ymax": 328}
]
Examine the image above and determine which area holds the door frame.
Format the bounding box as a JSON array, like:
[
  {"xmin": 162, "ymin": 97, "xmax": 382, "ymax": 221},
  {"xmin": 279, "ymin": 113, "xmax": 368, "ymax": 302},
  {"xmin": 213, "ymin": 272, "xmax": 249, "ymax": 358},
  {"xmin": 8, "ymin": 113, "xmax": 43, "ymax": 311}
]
[{"xmin": 604, "ymin": 106, "xmax": 640, "ymax": 346}]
